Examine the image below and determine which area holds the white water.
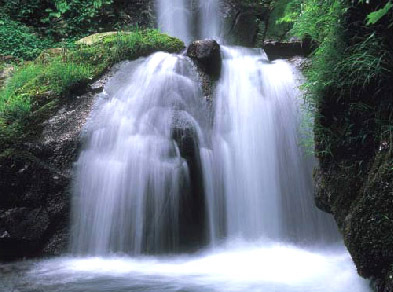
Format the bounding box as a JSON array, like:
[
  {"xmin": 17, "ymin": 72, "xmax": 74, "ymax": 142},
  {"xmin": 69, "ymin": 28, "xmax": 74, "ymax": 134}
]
[
  {"xmin": 1, "ymin": 244, "xmax": 370, "ymax": 292},
  {"xmin": 156, "ymin": 0, "xmax": 192, "ymax": 43},
  {"xmin": 199, "ymin": 0, "xmax": 221, "ymax": 40},
  {"xmin": 72, "ymin": 53, "xmax": 211, "ymax": 255},
  {"xmin": 207, "ymin": 47, "xmax": 339, "ymax": 243},
  {"xmin": 156, "ymin": 0, "xmax": 221, "ymax": 42}
]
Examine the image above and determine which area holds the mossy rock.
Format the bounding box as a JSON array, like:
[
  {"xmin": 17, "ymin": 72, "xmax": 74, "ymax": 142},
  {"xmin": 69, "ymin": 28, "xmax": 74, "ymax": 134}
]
[
  {"xmin": 343, "ymin": 151, "xmax": 393, "ymax": 278},
  {"xmin": 75, "ymin": 32, "xmax": 131, "ymax": 46},
  {"xmin": 0, "ymin": 29, "xmax": 185, "ymax": 151}
]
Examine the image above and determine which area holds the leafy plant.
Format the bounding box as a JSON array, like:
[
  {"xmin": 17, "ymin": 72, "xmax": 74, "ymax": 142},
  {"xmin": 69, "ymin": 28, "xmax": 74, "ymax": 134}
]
[
  {"xmin": 0, "ymin": 16, "xmax": 55, "ymax": 60},
  {"xmin": 366, "ymin": 1, "xmax": 393, "ymax": 25}
]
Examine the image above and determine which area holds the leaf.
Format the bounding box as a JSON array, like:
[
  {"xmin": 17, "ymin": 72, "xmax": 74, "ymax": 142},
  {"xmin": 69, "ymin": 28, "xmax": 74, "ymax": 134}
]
[{"xmin": 366, "ymin": 1, "xmax": 393, "ymax": 25}]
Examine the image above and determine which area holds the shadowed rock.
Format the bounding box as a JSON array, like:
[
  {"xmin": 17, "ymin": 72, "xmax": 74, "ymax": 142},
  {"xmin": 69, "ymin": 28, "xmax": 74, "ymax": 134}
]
[{"xmin": 187, "ymin": 40, "xmax": 221, "ymax": 80}]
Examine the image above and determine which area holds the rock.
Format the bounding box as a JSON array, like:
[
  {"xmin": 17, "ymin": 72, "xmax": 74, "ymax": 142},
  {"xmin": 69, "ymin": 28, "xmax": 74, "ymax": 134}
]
[
  {"xmin": 342, "ymin": 152, "xmax": 393, "ymax": 279},
  {"xmin": 187, "ymin": 40, "xmax": 221, "ymax": 79},
  {"xmin": 263, "ymin": 40, "xmax": 312, "ymax": 60},
  {"xmin": 171, "ymin": 118, "xmax": 207, "ymax": 251},
  {"xmin": 316, "ymin": 149, "xmax": 393, "ymax": 287},
  {"xmin": 221, "ymin": 0, "xmax": 263, "ymax": 47},
  {"xmin": 0, "ymin": 68, "xmax": 118, "ymax": 261},
  {"xmin": 75, "ymin": 32, "xmax": 131, "ymax": 45}
]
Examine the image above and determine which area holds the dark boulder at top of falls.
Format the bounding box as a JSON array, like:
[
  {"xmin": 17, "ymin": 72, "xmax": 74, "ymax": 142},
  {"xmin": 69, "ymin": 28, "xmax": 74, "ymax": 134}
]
[{"xmin": 187, "ymin": 40, "xmax": 221, "ymax": 80}]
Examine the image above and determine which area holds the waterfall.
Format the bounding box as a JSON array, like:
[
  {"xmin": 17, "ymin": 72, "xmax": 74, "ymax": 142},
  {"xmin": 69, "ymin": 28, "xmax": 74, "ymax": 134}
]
[
  {"xmin": 156, "ymin": 0, "xmax": 192, "ymax": 43},
  {"xmin": 71, "ymin": 0, "xmax": 339, "ymax": 255},
  {"xmin": 209, "ymin": 47, "xmax": 338, "ymax": 243},
  {"xmin": 156, "ymin": 0, "xmax": 221, "ymax": 42},
  {"xmin": 71, "ymin": 53, "xmax": 211, "ymax": 255},
  {"xmin": 199, "ymin": 0, "xmax": 220, "ymax": 40}
]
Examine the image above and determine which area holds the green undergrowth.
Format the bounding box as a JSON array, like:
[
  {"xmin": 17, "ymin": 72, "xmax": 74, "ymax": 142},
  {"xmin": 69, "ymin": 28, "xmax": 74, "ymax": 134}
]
[
  {"xmin": 0, "ymin": 16, "xmax": 56, "ymax": 60},
  {"xmin": 0, "ymin": 29, "xmax": 184, "ymax": 153},
  {"xmin": 284, "ymin": 0, "xmax": 393, "ymax": 164}
]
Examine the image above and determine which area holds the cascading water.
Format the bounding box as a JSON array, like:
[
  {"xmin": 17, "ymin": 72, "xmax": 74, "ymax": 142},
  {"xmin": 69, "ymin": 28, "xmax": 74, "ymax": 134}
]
[
  {"xmin": 71, "ymin": 52, "xmax": 211, "ymax": 255},
  {"xmin": 156, "ymin": 0, "xmax": 221, "ymax": 42},
  {"xmin": 156, "ymin": 0, "xmax": 192, "ymax": 43},
  {"xmin": 208, "ymin": 47, "xmax": 339, "ymax": 243},
  {"xmin": 1, "ymin": 0, "xmax": 372, "ymax": 291},
  {"xmin": 199, "ymin": 0, "xmax": 220, "ymax": 40}
]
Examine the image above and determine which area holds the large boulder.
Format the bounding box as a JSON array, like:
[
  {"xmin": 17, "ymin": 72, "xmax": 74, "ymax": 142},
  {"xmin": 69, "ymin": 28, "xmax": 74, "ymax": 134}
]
[{"xmin": 187, "ymin": 40, "xmax": 221, "ymax": 79}]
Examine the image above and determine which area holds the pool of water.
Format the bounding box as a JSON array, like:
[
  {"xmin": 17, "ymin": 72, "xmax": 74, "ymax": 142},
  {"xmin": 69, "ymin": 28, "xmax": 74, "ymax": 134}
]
[{"xmin": 0, "ymin": 242, "xmax": 370, "ymax": 292}]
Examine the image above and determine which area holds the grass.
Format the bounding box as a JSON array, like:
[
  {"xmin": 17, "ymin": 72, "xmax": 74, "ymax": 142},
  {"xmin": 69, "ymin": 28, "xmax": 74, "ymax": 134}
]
[{"xmin": 0, "ymin": 29, "xmax": 184, "ymax": 151}]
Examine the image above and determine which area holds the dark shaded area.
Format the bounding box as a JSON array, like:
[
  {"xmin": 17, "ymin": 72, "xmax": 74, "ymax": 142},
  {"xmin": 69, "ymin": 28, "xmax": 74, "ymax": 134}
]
[
  {"xmin": 172, "ymin": 126, "xmax": 207, "ymax": 251},
  {"xmin": 263, "ymin": 39, "xmax": 314, "ymax": 60}
]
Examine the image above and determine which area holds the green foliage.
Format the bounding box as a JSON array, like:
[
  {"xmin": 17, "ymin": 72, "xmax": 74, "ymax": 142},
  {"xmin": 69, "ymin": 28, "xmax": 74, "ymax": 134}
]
[
  {"xmin": 265, "ymin": 0, "xmax": 295, "ymax": 40},
  {"xmin": 366, "ymin": 1, "xmax": 393, "ymax": 25},
  {"xmin": 0, "ymin": 17, "xmax": 54, "ymax": 60},
  {"xmin": 290, "ymin": 0, "xmax": 344, "ymax": 44},
  {"xmin": 0, "ymin": 0, "xmax": 116, "ymax": 39},
  {"xmin": 0, "ymin": 29, "xmax": 184, "ymax": 150},
  {"xmin": 287, "ymin": 0, "xmax": 393, "ymax": 161}
]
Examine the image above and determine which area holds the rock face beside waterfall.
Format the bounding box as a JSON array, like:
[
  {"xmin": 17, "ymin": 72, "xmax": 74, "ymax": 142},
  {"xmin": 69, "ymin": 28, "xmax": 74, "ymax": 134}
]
[
  {"xmin": 315, "ymin": 151, "xmax": 393, "ymax": 290},
  {"xmin": 0, "ymin": 73, "xmax": 110, "ymax": 260}
]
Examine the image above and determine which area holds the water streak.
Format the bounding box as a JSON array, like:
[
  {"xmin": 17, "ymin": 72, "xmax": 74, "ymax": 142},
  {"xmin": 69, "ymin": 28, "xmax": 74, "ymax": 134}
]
[
  {"xmin": 156, "ymin": 0, "xmax": 221, "ymax": 43},
  {"xmin": 208, "ymin": 47, "xmax": 338, "ymax": 243}
]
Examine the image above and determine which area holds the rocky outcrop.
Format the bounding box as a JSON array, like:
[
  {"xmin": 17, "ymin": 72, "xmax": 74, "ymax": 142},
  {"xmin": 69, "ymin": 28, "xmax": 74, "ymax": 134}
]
[
  {"xmin": 187, "ymin": 40, "xmax": 221, "ymax": 80},
  {"xmin": 263, "ymin": 39, "xmax": 314, "ymax": 60},
  {"xmin": 315, "ymin": 149, "xmax": 393, "ymax": 290},
  {"xmin": 312, "ymin": 2, "xmax": 393, "ymax": 290},
  {"xmin": 0, "ymin": 71, "xmax": 113, "ymax": 260}
]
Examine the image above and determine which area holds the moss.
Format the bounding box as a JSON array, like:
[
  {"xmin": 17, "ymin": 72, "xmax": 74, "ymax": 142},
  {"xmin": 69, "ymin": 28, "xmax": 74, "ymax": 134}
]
[
  {"xmin": 343, "ymin": 151, "xmax": 393, "ymax": 278},
  {"xmin": 0, "ymin": 29, "xmax": 184, "ymax": 152}
]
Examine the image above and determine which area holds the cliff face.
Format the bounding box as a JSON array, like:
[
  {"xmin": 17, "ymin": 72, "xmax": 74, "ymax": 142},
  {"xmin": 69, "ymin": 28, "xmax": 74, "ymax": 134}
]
[
  {"xmin": 315, "ymin": 151, "xmax": 393, "ymax": 291},
  {"xmin": 313, "ymin": 2, "xmax": 393, "ymax": 291},
  {"xmin": 0, "ymin": 78, "xmax": 99, "ymax": 259},
  {"xmin": 0, "ymin": 65, "xmax": 128, "ymax": 259}
]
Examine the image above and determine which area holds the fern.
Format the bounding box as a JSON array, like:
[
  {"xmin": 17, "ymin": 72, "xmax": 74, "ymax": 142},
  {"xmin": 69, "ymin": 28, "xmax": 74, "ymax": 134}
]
[{"xmin": 366, "ymin": 1, "xmax": 393, "ymax": 25}]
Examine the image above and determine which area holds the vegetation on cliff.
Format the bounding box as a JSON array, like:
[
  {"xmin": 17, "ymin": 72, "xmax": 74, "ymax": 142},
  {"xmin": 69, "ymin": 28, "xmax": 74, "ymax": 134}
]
[{"xmin": 0, "ymin": 29, "xmax": 184, "ymax": 156}]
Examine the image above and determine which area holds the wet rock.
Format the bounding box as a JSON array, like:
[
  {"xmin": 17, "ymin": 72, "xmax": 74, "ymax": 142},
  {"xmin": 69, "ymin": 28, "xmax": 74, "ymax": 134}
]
[
  {"xmin": 316, "ymin": 150, "xmax": 393, "ymax": 287},
  {"xmin": 0, "ymin": 68, "xmax": 118, "ymax": 261},
  {"xmin": 224, "ymin": 10, "xmax": 259, "ymax": 47},
  {"xmin": 171, "ymin": 117, "xmax": 207, "ymax": 251},
  {"xmin": 263, "ymin": 40, "xmax": 308, "ymax": 60},
  {"xmin": 187, "ymin": 40, "xmax": 221, "ymax": 80},
  {"xmin": 342, "ymin": 152, "xmax": 393, "ymax": 279}
]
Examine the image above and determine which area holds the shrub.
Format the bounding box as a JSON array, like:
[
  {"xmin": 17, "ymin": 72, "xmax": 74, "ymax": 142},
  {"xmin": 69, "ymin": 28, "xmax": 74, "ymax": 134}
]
[{"xmin": 0, "ymin": 17, "xmax": 54, "ymax": 60}]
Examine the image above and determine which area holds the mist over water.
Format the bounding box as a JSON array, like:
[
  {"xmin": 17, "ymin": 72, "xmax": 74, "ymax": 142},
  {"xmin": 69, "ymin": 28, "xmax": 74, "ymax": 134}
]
[{"xmin": 1, "ymin": 243, "xmax": 370, "ymax": 292}]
